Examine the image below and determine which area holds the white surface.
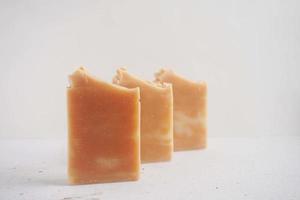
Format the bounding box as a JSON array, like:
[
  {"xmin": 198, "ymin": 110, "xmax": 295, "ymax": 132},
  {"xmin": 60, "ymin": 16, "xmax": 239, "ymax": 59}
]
[
  {"xmin": 1, "ymin": 0, "xmax": 300, "ymax": 139},
  {"xmin": 1, "ymin": 137, "xmax": 299, "ymax": 200}
]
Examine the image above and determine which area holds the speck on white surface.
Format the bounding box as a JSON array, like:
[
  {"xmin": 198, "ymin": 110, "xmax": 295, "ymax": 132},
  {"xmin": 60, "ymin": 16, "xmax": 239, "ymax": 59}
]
[{"xmin": 0, "ymin": 137, "xmax": 299, "ymax": 200}]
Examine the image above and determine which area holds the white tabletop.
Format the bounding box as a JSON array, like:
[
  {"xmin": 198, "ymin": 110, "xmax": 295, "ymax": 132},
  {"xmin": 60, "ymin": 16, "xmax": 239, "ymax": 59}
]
[{"xmin": 0, "ymin": 136, "xmax": 299, "ymax": 200}]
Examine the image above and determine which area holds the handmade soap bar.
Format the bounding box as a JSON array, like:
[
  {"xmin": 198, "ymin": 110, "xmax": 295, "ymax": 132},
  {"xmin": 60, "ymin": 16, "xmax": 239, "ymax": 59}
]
[
  {"xmin": 67, "ymin": 67, "xmax": 140, "ymax": 184},
  {"xmin": 155, "ymin": 69, "xmax": 207, "ymax": 151},
  {"xmin": 113, "ymin": 68, "xmax": 173, "ymax": 163}
]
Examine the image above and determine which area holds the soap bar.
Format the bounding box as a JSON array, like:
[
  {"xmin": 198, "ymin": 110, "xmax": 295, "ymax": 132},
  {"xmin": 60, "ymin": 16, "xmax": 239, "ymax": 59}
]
[
  {"xmin": 113, "ymin": 68, "xmax": 173, "ymax": 163},
  {"xmin": 155, "ymin": 69, "xmax": 207, "ymax": 151},
  {"xmin": 67, "ymin": 67, "xmax": 140, "ymax": 184}
]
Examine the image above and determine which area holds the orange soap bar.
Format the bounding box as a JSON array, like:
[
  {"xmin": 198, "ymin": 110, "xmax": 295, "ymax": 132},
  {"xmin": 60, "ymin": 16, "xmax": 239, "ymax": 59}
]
[
  {"xmin": 113, "ymin": 68, "xmax": 173, "ymax": 163},
  {"xmin": 67, "ymin": 67, "xmax": 140, "ymax": 184},
  {"xmin": 155, "ymin": 69, "xmax": 207, "ymax": 151}
]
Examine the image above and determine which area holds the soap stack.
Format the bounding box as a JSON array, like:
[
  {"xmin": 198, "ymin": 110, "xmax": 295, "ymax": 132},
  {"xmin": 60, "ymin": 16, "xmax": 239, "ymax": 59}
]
[{"xmin": 67, "ymin": 67, "xmax": 207, "ymax": 184}]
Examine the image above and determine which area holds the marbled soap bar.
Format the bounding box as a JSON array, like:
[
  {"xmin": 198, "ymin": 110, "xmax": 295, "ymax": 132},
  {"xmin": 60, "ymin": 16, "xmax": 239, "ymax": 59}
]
[
  {"xmin": 67, "ymin": 67, "xmax": 140, "ymax": 184},
  {"xmin": 113, "ymin": 68, "xmax": 173, "ymax": 163},
  {"xmin": 155, "ymin": 69, "xmax": 207, "ymax": 151}
]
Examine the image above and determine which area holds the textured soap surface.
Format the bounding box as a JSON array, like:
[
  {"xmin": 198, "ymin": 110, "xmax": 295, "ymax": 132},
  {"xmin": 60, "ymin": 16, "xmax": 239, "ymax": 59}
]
[
  {"xmin": 155, "ymin": 69, "xmax": 207, "ymax": 151},
  {"xmin": 113, "ymin": 68, "xmax": 173, "ymax": 163},
  {"xmin": 67, "ymin": 67, "xmax": 140, "ymax": 184}
]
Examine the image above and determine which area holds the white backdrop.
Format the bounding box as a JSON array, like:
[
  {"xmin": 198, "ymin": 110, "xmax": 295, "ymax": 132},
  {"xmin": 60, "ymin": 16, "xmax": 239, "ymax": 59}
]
[{"xmin": 0, "ymin": 0, "xmax": 299, "ymax": 138}]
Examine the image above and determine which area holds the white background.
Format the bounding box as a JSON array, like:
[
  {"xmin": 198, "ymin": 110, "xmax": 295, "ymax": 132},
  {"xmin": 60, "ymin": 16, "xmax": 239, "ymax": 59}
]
[
  {"xmin": 0, "ymin": 0, "xmax": 299, "ymax": 138},
  {"xmin": 0, "ymin": 1, "xmax": 300, "ymax": 200}
]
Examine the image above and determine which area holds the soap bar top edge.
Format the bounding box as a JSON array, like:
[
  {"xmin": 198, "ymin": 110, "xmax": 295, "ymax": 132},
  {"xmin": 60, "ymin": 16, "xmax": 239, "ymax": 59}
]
[
  {"xmin": 68, "ymin": 66, "xmax": 139, "ymax": 94},
  {"xmin": 113, "ymin": 67, "xmax": 172, "ymax": 91},
  {"xmin": 155, "ymin": 68, "xmax": 207, "ymax": 88}
]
